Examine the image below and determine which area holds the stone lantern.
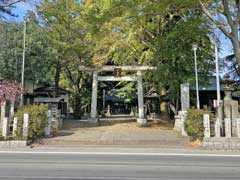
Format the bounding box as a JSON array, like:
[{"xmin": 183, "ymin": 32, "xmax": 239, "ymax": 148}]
[
  {"xmin": 223, "ymin": 74, "xmax": 234, "ymax": 101},
  {"xmin": 222, "ymin": 74, "xmax": 239, "ymax": 137}
]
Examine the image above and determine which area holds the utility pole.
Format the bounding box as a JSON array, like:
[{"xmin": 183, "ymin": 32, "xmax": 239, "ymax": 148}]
[
  {"xmin": 192, "ymin": 43, "xmax": 200, "ymax": 109},
  {"xmin": 20, "ymin": 21, "xmax": 26, "ymax": 106},
  {"xmin": 214, "ymin": 31, "xmax": 223, "ymax": 127}
]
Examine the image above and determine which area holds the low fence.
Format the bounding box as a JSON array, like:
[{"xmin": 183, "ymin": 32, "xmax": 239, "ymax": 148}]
[
  {"xmin": 202, "ymin": 114, "xmax": 240, "ymax": 150},
  {"xmin": 0, "ymin": 113, "xmax": 29, "ymax": 148},
  {"xmin": 0, "ymin": 109, "xmax": 62, "ymax": 147},
  {"xmin": 1, "ymin": 113, "xmax": 29, "ymax": 140}
]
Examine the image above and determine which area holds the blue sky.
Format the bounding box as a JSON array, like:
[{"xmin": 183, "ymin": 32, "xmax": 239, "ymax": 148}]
[
  {"xmin": 11, "ymin": 1, "xmax": 233, "ymax": 58},
  {"xmin": 6, "ymin": 2, "xmax": 35, "ymax": 22},
  {"xmin": 217, "ymin": 30, "xmax": 233, "ymax": 58}
]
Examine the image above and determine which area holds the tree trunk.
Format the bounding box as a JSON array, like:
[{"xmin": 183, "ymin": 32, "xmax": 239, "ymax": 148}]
[
  {"xmin": 231, "ymin": 39, "xmax": 240, "ymax": 73},
  {"xmin": 169, "ymin": 102, "xmax": 178, "ymax": 115},
  {"xmin": 73, "ymin": 93, "xmax": 81, "ymax": 119},
  {"xmin": 54, "ymin": 61, "xmax": 61, "ymax": 97}
]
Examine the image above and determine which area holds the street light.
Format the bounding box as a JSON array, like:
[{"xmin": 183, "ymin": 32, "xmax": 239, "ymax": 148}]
[
  {"xmin": 213, "ymin": 31, "xmax": 223, "ymax": 127},
  {"xmin": 192, "ymin": 43, "xmax": 200, "ymax": 109},
  {"xmin": 20, "ymin": 21, "xmax": 26, "ymax": 106}
]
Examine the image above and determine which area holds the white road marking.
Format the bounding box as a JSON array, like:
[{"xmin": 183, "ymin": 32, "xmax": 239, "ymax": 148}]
[{"xmin": 0, "ymin": 151, "xmax": 239, "ymax": 157}]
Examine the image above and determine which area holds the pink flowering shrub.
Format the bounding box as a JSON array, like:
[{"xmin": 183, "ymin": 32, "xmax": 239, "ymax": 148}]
[{"xmin": 0, "ymin": 81, "xmax": 22, "ymax": 104}]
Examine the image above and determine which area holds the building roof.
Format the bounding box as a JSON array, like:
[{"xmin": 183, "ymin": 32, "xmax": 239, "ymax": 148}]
[
  {"xmin": 33, "ymin": 85, "xmax": 71, "ymax": 97},
  {"xmin": 105, "ymin": 95, "xmax": 124, "ymax": 102},
  {"xmin": 190, "ymin": 76, "xmax": 224, "ymax": 91}
]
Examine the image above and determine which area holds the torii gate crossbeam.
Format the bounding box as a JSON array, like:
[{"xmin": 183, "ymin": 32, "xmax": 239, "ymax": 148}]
[{"xmin": 79, "ymin": 66, "xmax": 157, "ymax": 124}]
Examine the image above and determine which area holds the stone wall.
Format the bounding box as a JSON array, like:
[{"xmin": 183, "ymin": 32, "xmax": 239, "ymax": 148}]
[
  {"xmin": 202, "ymin": 115, "xmax": 240, "ymax": 150},
  {"xmin": 202, "ymin": 137, "xmax": 240, "ymax": 151}
]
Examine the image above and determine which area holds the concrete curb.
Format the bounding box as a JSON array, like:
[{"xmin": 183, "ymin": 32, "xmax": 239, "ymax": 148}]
[{"xmin": 0, "ymin": 140, "xmax": 27, "ymax": 148}]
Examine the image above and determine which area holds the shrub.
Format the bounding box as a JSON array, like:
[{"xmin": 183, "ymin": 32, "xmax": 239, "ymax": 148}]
[
  {"xmin": 184, "ymin": 109, "xmax": 214, "ymax": 141},
  {"xmin": 15, "ymin": 104, "xmax": 48, "ymax": 140}
]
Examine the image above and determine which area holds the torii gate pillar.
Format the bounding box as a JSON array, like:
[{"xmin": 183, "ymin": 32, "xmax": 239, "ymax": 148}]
[
  {"xmin": 81, "ymin": 66, "xmax": 156, "ymax": 124},
  {"xmin": 89, "ymin": 71, "xmax": 98, "ymax": 123},
  {"xmin": 137, "ymin": 71, "xmax": 146, "ymax": 124}
]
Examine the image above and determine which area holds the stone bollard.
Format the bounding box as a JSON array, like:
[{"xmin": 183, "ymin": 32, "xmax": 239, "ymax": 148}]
[
  {"xmin": 23, "ymin": 113, "xmax": 29, "ymax": 140},
  {"xmin": 174, "ymin": 114, "xmax": 182, "ymax": 132},
  {"xmin": 13, "ymin": 117, "xmax": 18, "ymax": 137},
  {"xmin": 215, "ymin": 118, "xmax": 221, "ymax": 138},
  {"xmin": 0, "ymin": 101, "xmax": 6, "ymax": 126},
  {"xmin": 2, "ymin": 117, "xmax": 8, "ymax": 139},
  {"xmin": 106, "ymin": 105, "xmax": 111, "ymax": 116},
  {"xmin": 130, "ymin": 107, "xmax": 134, "ymax": 116},
  {"xmin": 225, "ymin": 118, "xmax": 232, "ymax": 138},
  {"xmin": 180, "ymin": 111, "xmax": 187, "ymax": 136},
  {"xmin": 231, "ymin": 100, "xmax": 239, "ymax": 136},
  {"xmin": 236, "ymin": 118, "xmax": 240, "ymax": 138},
  {"xmin": 57, "ymin": 110, "xmax": 63, "ymax": 128},
  {"xmin": 203, "ymin": 114, "xmax": 210, "ymax": 138},
  {"xmin": 44, "ymin": 110, "xmax": 52, "ymax": 136},
  {"xmin": 174, "ymin": 111, "xmax": 187, "ymax": 136}
]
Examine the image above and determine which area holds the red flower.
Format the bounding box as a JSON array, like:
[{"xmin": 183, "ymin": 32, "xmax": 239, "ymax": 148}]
[{"xmin": 0, "ymin": 81, "xmax": 23, "ymax": 104}]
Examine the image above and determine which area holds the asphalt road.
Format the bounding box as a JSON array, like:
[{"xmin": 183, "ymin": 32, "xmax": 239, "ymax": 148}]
[{"xmin": 0, "ymin": 151, "xmax": 240, "ymax": 180}]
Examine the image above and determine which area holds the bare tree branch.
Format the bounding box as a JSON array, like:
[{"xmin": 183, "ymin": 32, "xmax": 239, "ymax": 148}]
[
  {"xmin": 235, "ymin": 0, "xmax": 240, "ymax": 25},
  {"xmin": 222, "ymin": 0, "xmax": 235, "ymax": 28},
  {"xmin": 198, "ymin": 0, "xmax": 234, "ymax": 40},
  {"xmin": 0, "ymin": 0, "xmax": 27, "ymax": 18},
  {"xmin": 0, "ymin": 0, "xmax": 25, "ymax": 8}
]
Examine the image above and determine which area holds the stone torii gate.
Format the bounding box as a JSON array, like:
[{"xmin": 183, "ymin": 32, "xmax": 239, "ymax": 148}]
[{"xmin": 79, "ymin": 66, "xmax": 156, "ymax": 124}]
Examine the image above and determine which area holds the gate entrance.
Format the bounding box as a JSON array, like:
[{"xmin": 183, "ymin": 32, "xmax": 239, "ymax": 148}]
[{"xmin": 79, "ymin": 66, "xmax": 156, "ymax": 124}]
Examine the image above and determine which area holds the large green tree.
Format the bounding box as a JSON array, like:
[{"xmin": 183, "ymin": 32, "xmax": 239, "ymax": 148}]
[
  {"xmin": 82, "ymin": 0, "xmax": 214, "ymax": 113},
  {"xmin": 35, "ymin": 0, "xmax": 215, "ymax": 117},
  {"xmin": 0, "ymin": 12, "xmax": 57, "ymax": 85},
  {"xmin": 38, "ymin": 0, "xmax": 94, "ymax": 118}
]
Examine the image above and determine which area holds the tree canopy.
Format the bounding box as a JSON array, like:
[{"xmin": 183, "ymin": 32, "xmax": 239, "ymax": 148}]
[{"xmin": 0, "ymin": 0, "xmax": 218, "ymax": 116}]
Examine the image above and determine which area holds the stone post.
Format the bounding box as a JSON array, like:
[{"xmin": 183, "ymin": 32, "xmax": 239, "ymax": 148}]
[
  {"xmin": 223, "ymin": 74, "xmax": 234, "ymax": 129},
  {"xmin": 106, "ymin": 105, "xmax": 111, "ymax": 116},
  {"xmin": 215, "ymin": 118, "xmax": 221, "ymax": 138},
  {"xmin": 174, "ymin": 114, "xmax": 181, "ymax": 132},
  {"xmin": 13, "ymin": 117, "xmax": 18, "ymax": 137},
  {"xmin": 231, "ymin": 100, "xmax": 238, "ymax": 136},
  {"xmin": 2, "ymin": 117, "xmax": 8, "ymax": 139},
  {"xmin": 23, "ymin": 113, "xmax": 29, "ymax": 139},
  {"xmin": 130, "ymin": 107, "xmax": 134, "ymax": 116},
  {"xmin": 90, "ymin": 71, "xmax": 98, "ymax": 123},
  {"xmin": 45, "ymin": 110, "xmax": 52, "ymax": 136},
  {"xmin": 10, "ymin": 99, "xmax": 15, "ymax": 120},
  {"xmin": 223, "ymin": 100, "xmax": 232, "ymax": 119},
  {"xmin": 179, "ymin": 111, "xmax": 187, "ymax": 136},
  {"xmin": 137, "ymin": 71, "xmax": 146, "ymax": 124},
  {"xmin": 203, "ymin": 114, "xmax": 210, "ymax": 138},
  {"xmin": 174, "ymin": 83, "xmax": 190, "ymax": 133},
  {"xmin": 0, "ymin": 101, "xmax": 6, "ymax": 126},
  {"xmin": 223, "ymin": 100, "xmax": 232, "ymax": 137},
  {"xmin": 225, "ymin": 118, "xmax": 231, "ymax": 138},
  {"xmin": 236, "ymin": 118, "xmax": 240, "ymax": 138},
  {"xmin": 181, "ymin": 83, "xmax": 190, "ymax": 111}
]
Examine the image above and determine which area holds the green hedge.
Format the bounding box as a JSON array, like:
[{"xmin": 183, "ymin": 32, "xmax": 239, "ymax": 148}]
[
  {"xmin": 184, "ymin": 109, "xmax": 214, "ymax": 141},
  {"xmin": 15, "ymin": 105, "xmax": 48, "ymax": 140}
]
